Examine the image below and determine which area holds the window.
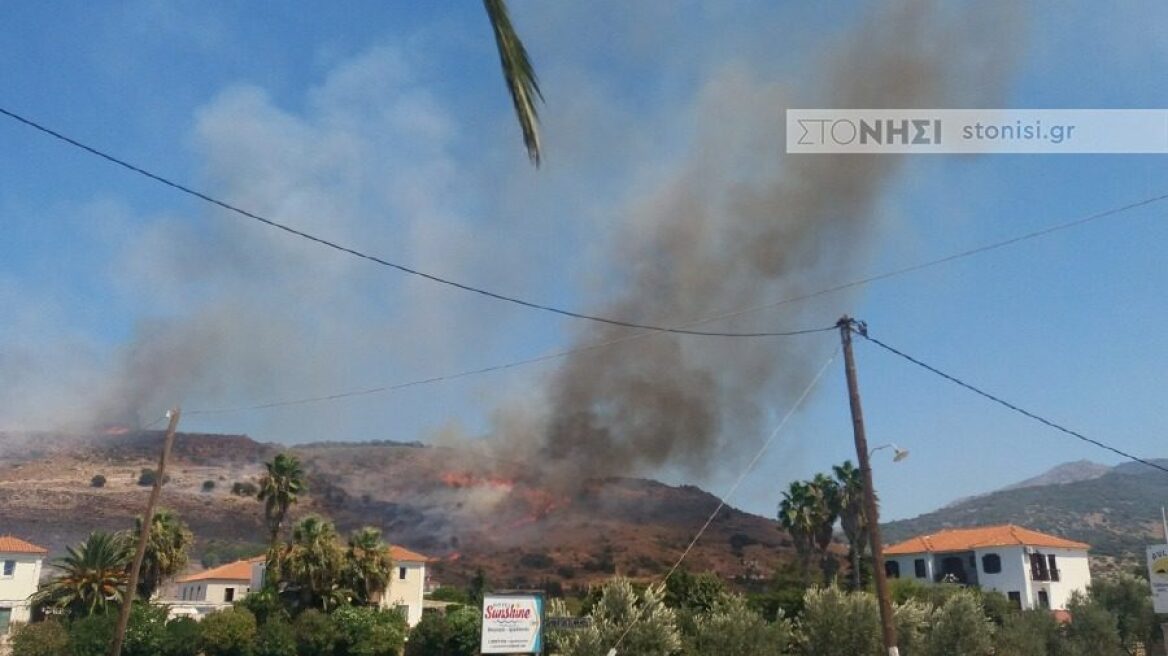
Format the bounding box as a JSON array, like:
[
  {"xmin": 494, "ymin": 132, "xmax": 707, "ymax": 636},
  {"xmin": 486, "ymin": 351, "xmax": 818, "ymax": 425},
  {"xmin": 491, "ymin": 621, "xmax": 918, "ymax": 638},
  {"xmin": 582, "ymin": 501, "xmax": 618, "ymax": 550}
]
[
  {"xmin": 2, "ymin": 560, "xmax": 14, "ymax": 576},
  {"xmin": 1048, "ymin": 554, "xmax": 1060, "ymax": 581},
  {"xmin": 914, "ymin": 558, "xmax": 927, "ymax": 579},
  {"xmin": 1007, "ymin": 591, "xmax": 1021, "ymax": 609},
  {"xmin": 224, "ymin": 587, "xmax": 235, "ymax": 602},
  {"xmin": 399, "ymin": 567, "xmax": 407, "ymax": 581},
  {"xmin": 969, "ymin": 555, "xmax": 977, "ymax": 570},
  {"xmin": 1037, "ymin": 590, "xmax": 1050, "ymax": 609},
  {"xmin": 982, "ymin": 554, "xmax": 1002, "ymax": 574},
  {"xmin": 1030, "ymin": 553, "xmax": 1051, "ymax": 581},
  {"xmin": 886, "ymin": 561, "xmax": 900, "ymax": 578},
  {"xmin": 0, "ymin": 607, "xmax": 10, "ymax": 635}
]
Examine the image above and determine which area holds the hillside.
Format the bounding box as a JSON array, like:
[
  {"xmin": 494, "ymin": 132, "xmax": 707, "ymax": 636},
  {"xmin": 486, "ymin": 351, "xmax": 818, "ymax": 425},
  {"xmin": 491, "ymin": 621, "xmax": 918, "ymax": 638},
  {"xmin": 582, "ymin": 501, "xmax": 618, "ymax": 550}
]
[
  {"xmin": 0, "ymin": 431, "xmax": 794, "ymax": 589},
  {"xmin": 884, "ymin": 460, "xmax": 1168, "ymax": 564}
]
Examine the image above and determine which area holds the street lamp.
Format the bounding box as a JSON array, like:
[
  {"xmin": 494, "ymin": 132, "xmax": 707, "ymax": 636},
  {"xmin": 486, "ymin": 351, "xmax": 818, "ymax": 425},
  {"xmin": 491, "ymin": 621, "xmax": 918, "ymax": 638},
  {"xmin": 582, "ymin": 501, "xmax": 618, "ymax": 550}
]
[{"xmin": 870, "ymin": 443, "xmax": 910, "ymax": 463}]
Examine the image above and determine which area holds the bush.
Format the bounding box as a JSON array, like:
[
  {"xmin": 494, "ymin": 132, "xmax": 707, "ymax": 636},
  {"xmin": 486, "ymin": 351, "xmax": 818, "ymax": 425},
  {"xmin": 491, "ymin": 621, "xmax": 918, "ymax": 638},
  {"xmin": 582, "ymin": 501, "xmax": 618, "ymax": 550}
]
[
  {"xmin": 138, "ymin": 468, "xmax": 170, "ymax": 487},
  {"xmin": 203, "ymin": 480, "xmax": 216, "ymax": 492},
  {"xmin": 331, "ymin": 606, "xmax": 408, "ymax": 656},
  {"xmin": 406, "ymin": 607, "xmax": 482, "ymax": 656},
  {"xmin": 232, "ymin": 481, "xmax": 259, "ymax": 497},
  {"xmin": 682, "ymin": 594, "xmax": 792, "ymax": 656},
  {"xmin": 293, "ymin": 609, "xmax": 337, "ymax": 656},
  {"xmin": 11, "ymin": 621, "xmax": 71, "ymax": 656},
  {"xmin": 90, "ymin": 474, "xmax": 107, "ymax": 488},
  {"xmin": 994, "ymin": 610, "xmax": 1062, "ymax": 656},
  {"xmin": 428, "ymin": 586, "xmax": 469, "ymax": 604},
  {"xmin": 163, "ymin": 617, "xmax": 202, "ymax": 656},
  {"xmin": 799, "ymin": 587, "xmax": 881, "ymax": 656},
  {"xmin": 254, "ymin": 617, "xmax": 297, "ymax": 656},
  {"xmin": 200, "ymin": 607, "xmax": 257, "ymax": 656},
  {"xmin": 68, "ymin": 613, "xmax": 115, "ymax": 656},
  {"xmin": 924, "ymin": 589, "xmax": 994, "ymax": 656}
]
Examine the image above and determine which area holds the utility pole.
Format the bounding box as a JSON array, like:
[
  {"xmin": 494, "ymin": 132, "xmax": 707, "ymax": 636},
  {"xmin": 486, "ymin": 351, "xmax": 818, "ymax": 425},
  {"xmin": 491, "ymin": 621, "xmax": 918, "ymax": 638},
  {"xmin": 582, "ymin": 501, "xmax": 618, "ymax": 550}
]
[
  {"xmin": 110, "ymin": 407, "xmax": 181, "ymax": 656},
  {"xmin": 838, "ymin": 317, "xmax": 899, "ymax": 656}
]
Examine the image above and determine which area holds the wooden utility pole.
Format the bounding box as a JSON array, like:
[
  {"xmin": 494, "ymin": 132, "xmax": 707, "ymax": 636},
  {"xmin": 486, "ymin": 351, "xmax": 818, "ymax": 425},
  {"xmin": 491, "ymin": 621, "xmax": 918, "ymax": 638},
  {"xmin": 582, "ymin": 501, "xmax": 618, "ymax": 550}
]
[
  {"xmin": 838, "ymin": 317, "xmax": 899, "ymax": 656},
  {"xmin": 110, "ymin": 407, "xmax": 181, "ymax": 656}
]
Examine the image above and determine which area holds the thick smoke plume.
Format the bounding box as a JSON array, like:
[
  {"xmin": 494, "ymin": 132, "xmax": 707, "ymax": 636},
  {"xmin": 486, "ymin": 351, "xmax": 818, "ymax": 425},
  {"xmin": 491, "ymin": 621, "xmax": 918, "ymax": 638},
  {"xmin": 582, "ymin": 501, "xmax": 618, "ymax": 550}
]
[{"xmin": 492, "ymin": 0, "xmax": 1019, "ymax": 483}]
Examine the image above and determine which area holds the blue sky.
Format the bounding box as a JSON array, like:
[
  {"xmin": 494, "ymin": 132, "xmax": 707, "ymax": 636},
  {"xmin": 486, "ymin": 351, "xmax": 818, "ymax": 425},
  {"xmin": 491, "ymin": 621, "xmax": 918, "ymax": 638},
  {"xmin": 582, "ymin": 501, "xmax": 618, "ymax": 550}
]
[{"xmin": 1, "ymin": 1, "xmax": 1167, "ymax": 522}]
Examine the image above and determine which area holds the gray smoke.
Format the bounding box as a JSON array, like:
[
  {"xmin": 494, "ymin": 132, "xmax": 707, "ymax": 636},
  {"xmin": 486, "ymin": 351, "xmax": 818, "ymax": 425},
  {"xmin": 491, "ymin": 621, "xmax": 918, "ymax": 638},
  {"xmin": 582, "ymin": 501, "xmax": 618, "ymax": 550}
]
[{"xmin": 491, "ymin": 0, "xmax": 1020, "ymax": 483}]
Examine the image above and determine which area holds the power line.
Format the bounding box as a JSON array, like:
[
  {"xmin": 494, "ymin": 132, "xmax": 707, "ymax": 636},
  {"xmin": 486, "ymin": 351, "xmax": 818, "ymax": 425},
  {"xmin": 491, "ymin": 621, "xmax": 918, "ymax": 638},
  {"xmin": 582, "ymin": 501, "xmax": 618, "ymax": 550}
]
[
  {"xmin": 0, "ymin": 105, "xmax": 830, "ymax": 339},
  {"xmin": 606, "ymin": 351, "xmax": 838, "ymax": 654},
  {"xmin": 3, "ymin": 106, "xmax": 1167, "ymax": 336},
  {"xmin": 855, "ymin": 328, "xmax": 1168, "ymax": 476}
]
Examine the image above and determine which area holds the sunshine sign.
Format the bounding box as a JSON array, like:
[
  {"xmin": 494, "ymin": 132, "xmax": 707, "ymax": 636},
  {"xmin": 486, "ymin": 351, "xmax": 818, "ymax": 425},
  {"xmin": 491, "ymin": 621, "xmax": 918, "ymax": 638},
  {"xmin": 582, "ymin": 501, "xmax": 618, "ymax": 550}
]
[{"xmin": 1147, "ymin": 545, "xmax": 1168, "ymax": 613}]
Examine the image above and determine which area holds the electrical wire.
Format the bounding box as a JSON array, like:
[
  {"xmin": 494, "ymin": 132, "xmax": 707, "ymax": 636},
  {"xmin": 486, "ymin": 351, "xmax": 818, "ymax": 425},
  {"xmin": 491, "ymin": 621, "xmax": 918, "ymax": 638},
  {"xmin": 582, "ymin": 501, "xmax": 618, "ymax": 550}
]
[
  {"xmin": 856, "ymin": 329, "xmax": 1168, "ymax": 476},
  {"xmin": 0, "ymin": 105, "xmax": 832, "ymax": 339},
  {"xmin": 3, "ymin": 106, "xmax": 1166, "ymax": 336},
  {"xmin": 604, "ymin": 351, "xmax": 838, "ymax": 654}
]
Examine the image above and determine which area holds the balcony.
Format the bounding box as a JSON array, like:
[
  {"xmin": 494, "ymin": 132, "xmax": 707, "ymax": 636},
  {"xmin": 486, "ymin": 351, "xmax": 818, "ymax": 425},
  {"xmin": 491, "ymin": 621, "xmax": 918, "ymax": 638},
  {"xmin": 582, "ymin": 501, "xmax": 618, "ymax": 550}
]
[{"xmin": 1031, "ymin": 567, "xmax": 1061, "ymax": 582}]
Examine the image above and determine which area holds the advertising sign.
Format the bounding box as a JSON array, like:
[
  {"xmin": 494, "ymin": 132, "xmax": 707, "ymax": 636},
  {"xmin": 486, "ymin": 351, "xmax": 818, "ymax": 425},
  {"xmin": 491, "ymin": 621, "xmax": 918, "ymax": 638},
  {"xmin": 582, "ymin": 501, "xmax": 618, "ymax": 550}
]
[
  {"xmin": 1146, "ymin": 545, "xmax": 1168, "ymax": 613},
  {"xmin": 481, "ymin": 593, "xmax": 543, "ymax": 654}
]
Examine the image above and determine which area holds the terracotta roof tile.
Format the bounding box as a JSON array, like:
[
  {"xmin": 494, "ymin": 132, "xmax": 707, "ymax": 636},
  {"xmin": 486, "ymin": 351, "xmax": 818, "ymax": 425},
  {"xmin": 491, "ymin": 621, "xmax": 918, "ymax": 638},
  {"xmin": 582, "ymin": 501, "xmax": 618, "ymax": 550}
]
[
  {"xmin": 390, "ymin": 546, "xmax": 430, "ymax": 563},
  {"xmin": 0, "ymin": 536, "xmax": 48, "ymax": 554},
  {"xmin": 178, "ymin": 556, "xmax": 263, "ymax": 583},
  {"xmin": 885, "ymin": 524, "xmax": 1089, "ymax": 555}
]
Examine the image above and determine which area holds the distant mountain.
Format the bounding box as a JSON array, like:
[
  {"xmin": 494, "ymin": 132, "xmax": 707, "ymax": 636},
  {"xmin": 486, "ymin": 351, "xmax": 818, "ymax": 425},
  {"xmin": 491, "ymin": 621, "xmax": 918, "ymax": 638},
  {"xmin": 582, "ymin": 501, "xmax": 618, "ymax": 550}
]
[
  {"xmin": 0, "ymin": 431, "xmax": 793, "ymax": 589},
  {"xmin": 1001, "ymin": 460, "xmax": 1112, "ymax": 491},
  {"xmin": 885, "ymin": 459, "xmax": 1168, "ymax": 561}
]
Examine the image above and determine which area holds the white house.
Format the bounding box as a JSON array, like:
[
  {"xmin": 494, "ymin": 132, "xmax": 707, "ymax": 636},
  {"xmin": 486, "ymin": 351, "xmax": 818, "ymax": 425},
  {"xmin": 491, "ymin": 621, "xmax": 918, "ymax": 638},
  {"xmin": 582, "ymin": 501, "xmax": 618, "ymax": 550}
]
[
  {"xmin": 884, "ymin": 524, "xmax": 1091, "ymax": 611},
  {"xmin": 0, "ymin": 536, "xmax": 47, "ymax": 638},
  {"xmin": 170, "ymin": 557, "xmax": 259, "ymax": 618},
  {"xmin": 173, "ymin": 545, "xmax": 431, "ymax": 627},
  {"xmin": 379, "ymin": 546, "xmax": 430, "ymax": 627}
]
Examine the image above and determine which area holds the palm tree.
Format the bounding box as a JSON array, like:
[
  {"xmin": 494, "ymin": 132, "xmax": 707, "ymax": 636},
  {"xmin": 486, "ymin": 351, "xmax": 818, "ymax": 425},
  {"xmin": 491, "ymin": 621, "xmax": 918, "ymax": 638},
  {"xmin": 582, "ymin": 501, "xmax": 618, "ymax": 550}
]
[
  {"xmin": 832, "ymin": 461, "xmax": 868, "ymax": 591},
  {"xmin": 34, "ymin": 531, "xmax": 131, "ymax": 618},
  {"xmin": 257, "ymin": 453, "xmax": 306, "ymax": 557},
  {"xmin": 131, "ymin": 508, "xmax": 193, "ymax": 600},
  {"xmin": 778, "ymin": 481, "xmax": 816, "ymax": 584},
  {"xmin": 807, "ymin": 473, "xmax": 842, "ymax": 586},
  {"xmin": 483, "ymin": 0, "xmax": 543, "ymax": 166},
  {"xmin": 279, "ymin": 514, "xmax": 346, "ymax": 611},
  {"xmin": 343, "ymin": 527, "xmax": 394, "ymax": 606}
]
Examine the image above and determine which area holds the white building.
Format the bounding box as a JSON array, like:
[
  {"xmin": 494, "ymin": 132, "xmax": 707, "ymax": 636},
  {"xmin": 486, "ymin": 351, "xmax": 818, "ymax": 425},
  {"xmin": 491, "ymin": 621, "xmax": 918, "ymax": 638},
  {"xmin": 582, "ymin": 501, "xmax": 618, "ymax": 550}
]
[
  {"xmin": 171, "ymin": 545, "xmax": 431, "ymax": 626},
  {"xmin": 884, "ymin": 524, "xmax": 1091, "ymax": 611},
  {"xmin": 379, "ymin": 546, "xmax": 430, "ymax": 627},
  {"xmin": 171, "ymin": 557, "xmax": 259, "ymax": 618},
  {"xmin": 0, "ymin": 536, "xmax": 47, "ymax": 639}
]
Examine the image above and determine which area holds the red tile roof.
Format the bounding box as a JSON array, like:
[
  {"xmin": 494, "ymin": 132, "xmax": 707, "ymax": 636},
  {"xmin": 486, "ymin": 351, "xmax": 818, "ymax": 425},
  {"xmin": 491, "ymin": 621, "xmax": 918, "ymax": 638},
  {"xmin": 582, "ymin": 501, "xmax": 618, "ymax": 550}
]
[
  {"xmin": 178, "ymin": 557, "xmax": 263, "ymax": 583},
  {"xmin": 0, "ymin": 536, "xmax": 48, "ymax": 554},
  {"xmin": 885, "ymin": 524, "xmax": 1089, "ymax": 555},
  {"xmin": 390, "ymin": 546, "xmax": 430, "ymax": 563}
]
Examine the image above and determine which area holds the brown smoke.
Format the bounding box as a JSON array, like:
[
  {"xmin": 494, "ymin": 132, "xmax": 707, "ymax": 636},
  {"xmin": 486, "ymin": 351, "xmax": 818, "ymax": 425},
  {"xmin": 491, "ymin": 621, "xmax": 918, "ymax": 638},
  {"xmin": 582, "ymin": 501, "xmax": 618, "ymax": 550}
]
[{"xmin": 495, "ymin": 0, "xmax": 1020, "ymax": 483}]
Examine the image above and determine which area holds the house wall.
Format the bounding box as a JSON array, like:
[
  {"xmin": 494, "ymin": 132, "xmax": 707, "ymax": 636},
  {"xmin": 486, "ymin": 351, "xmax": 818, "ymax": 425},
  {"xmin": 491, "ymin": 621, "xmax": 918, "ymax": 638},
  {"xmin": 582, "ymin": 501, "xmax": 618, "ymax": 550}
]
[
  {"xmin": 1039, "ymin": 547, "xmax": 1091, "ymax": 611},
  {"xmin": 0, "ymin": 553, "xmax": 43, "ymax": 634},
  {"xmin": 381, "ymin": 561, "xmax": 425, "ymax": 627},
  {"xmin": 971, "ymin": 546, "xmax": 1033, "ymax": 608},
  {"xmin": 177, "ymin": 579, "xmax": 250, "ymax": 605},
  {"xmin": 885, "ymin": 554, "xmax": 934, "ymax": 583}
]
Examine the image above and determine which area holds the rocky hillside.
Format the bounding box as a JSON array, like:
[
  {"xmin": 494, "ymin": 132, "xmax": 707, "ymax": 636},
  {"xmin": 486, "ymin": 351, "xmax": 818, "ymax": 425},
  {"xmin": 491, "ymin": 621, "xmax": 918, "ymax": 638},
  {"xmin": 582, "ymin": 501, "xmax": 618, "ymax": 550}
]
[{"xmin": 0, "ymin": 431, "xmax": 794, "ymax": 589}]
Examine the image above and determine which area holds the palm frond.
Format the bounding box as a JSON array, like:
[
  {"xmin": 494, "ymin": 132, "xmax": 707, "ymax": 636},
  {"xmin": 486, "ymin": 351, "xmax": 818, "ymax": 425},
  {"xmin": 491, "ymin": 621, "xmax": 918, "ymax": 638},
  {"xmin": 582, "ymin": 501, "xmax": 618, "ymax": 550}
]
[{"xmin": 483, "ymin": 0, "xmax": 544, "ymax": 166}]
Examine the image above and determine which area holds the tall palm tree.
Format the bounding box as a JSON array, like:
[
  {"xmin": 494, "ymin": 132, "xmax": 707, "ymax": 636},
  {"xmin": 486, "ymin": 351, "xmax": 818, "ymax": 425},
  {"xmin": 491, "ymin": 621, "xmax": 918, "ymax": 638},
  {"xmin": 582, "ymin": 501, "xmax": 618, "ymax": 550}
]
[
  {"xmin": 280, "ymin": 514, "xmax": 345, "ymax": 611},
  {"xmin": 131, "ymin": 508, "xmax": 193, "ymax": 600},
  {"xmin": 778, "ymin": 481, "xmax": 816, "ymax": 584},
  {"xmin": 483, "ymin": 0, "xmax": 544, "ymax": 166},
  {"xmin": 832, "ymin": 460, "xmax": 868, "ymax": 591},
  {"xmin": 33, "ymin": 531, "xmax": 131, "ymax": 618},
  {"xmin": 343, "ymin": 526, "xmax": 394, "ymax": 606},
  {"xmin": 257, "ymin": 453, "xmax": 306, "ymax": 557},
  {"xmin": 807, "ymin": 473, "xmax": 842, "ymax": 586}
]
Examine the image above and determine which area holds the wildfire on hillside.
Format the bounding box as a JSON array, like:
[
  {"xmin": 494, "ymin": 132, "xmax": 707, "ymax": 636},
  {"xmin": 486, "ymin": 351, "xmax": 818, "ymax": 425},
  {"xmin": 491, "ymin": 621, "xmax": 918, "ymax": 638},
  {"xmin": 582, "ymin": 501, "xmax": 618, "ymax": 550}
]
[{"xmin": 437, "ymin": 469, "xmax": 570, "ymax": 526}]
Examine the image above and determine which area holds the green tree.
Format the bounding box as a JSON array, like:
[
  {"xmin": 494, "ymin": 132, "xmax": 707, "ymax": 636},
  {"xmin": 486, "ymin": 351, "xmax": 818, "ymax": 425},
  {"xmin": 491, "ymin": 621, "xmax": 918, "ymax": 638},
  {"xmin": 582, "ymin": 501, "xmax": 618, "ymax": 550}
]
[
  {"xmin": 33, "ymin": 530, "xmax": 131, "ymax": 618},
  {"xmin": 994, "ymin": 610, "xmax": 1062, "ymax": 656},
  {"xmin": 555, "ymin": 578, "xmax": 680, "ymax": 656},
  {"xmin": 253, "ymin": 617, "xmax": 297, "ymax": 656},
  {"xmin": 682, "ymin": 594, "xmax": 792, "ymax": 656},
  {"xmin": 131, "ymin": 507, "xmax": 193, "ymax": 599},
  {"xmin": 10, "ymin": 620, "xmax": 71, "ymax": 656},
  {"xmin": 798, "ymin": 587, "xmax": 881, "ymax": 656},
  {"xmin": 199, "ymin": 607, "xmax": 257, "ymax": 656},
  {"xmin": 279, "ymin": 514, "xmax": 346, "ymax": 611},
  {"xmin": 1086, "ymin": 573, "xmax": 1157, "ymax": 653},
  {"xmin": 778, "ymin": 481, "xmax": 817, "ymax": 584},
  {"xmin": 293, "ymin": 609, "xmax": 338, "ymax": 656},
  {"xmin": 894, "ymin": 597, "xmax": 935, "ymax": 656},
  {"xmin": 257, "ymin": 453, "xmax": 306, "ymax": 556},
  {"xmin": 923, "ymin": 589, "xmax": 993, "ymax": 656},
  {"xmin": 482, "ymin": 0, "xmax": 543, "ymax": 165},
  {"xmin": 466, "ymin": 568, "xmax": 487, "ymax": 607},
  {"xmin": 331, "ymin": 605, "xmax": 408, "ymax": 656},
  {"xmin": 343, "ymin": 527, "xmax": 394, "ymax": 607},
  {"xmin": 832, "ymin": 460, "xmax": 868, "ymax": 590},
  {"xmin": 1065, "ymin": 592, "xmax": 1125, "ymax": 655},
  {"xmin": 162, "ymin": 616, "xmax": 202, "ymax": 656},
  {"xmin": 405, "ymin": 606, "xmax": 481, "ymax": 656}
]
